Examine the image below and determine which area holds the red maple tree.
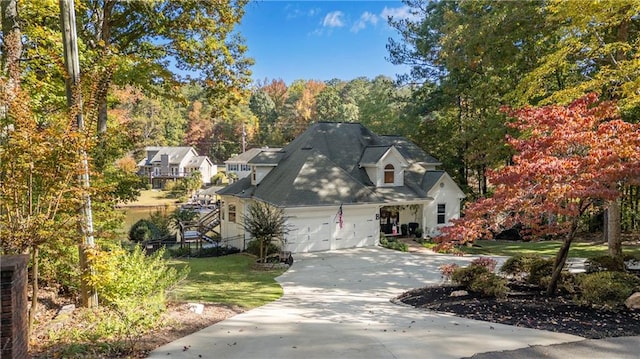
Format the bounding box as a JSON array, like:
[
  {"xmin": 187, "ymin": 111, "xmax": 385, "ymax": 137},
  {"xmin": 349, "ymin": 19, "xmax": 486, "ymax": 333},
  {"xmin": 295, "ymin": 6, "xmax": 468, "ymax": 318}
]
[{"xmin": 437, "ymin": 94, "xmax": 640, "ymax": 294}]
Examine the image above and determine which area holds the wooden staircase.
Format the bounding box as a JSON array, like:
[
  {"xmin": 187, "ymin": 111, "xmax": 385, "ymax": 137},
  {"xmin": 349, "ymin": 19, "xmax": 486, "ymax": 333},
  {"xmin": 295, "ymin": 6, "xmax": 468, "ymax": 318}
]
[{"xmin": 179, "ymin": 207, "xmax": 220, "ymax": 247}]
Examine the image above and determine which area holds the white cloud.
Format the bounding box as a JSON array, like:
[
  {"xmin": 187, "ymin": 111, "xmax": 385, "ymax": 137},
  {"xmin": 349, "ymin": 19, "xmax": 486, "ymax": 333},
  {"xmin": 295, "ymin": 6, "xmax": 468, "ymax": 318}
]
[
  {"xmin": 381, "ymin": 5, "xmax": 420, "ymax": 22},
  {"xmin": 323, "ymin": 11, "xmax": 345, "ymax": 28},
  {"xmin": 285, "ymin": 5, "xmax": 322, "ymax": 19},
  {"xmin": 351, "ymin": 11, "xmax": 379, "ymax": 33}
]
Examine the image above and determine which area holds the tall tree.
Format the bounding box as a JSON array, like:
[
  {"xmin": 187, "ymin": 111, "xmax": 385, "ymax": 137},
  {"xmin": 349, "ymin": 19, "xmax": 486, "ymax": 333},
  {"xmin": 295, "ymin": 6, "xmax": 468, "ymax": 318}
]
[
  {"xmin": 389, "ymin": 0, "xmax": 640, "ymax": 243},
  {"xmin": 512, "ymin": 0, "xmax": 640, "ymax": 251},
  {"xmin": 249, "ymin": 89, "xmax": 277, "ymax": 145},
  {"xmin": 315, "ymin": 85, "xmax": 342, "ymax": 121},
  {"xmin": 514, "ymin": 0, "xmax": 640, "ymax": 112},
  {"xmin": 388, "ymin": 0, "xmax": 546, "ymax": 197},
  {"xmin": 77, "ymin": 0, "xmax": 253, "ymax": 134},
  {"xmin": 438, "ymin": 95, "xmax": 640, "ymax": 295},
  {"xmin": 0, "ymin": 80, "xmax": 85, "ymax": 329}
]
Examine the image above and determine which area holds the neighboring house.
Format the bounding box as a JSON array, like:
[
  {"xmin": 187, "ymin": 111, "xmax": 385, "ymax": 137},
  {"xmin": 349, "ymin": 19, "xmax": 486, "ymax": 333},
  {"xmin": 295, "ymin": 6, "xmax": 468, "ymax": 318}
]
[
  {"xmin": 217, "ymin": 122, "xmax": 465, "ymax": 253},
  {"xmin": 137, "ymin": 146, "xmax": 216, "ymax": 189},
  {"xmin": 224, "ymin": 147, "xmax": 282, "ymax": 181}
]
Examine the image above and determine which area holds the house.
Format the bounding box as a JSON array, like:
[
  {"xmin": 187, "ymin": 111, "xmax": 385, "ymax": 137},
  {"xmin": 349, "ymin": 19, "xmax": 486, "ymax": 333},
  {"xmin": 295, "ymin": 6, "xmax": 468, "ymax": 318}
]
[
  {"xmin": 216, "ymin": 122, "xmax": 465, "ymax": 253},
  {"xmin": 224, "ymin": 147, "xmax": 282, "ymax": 182},
  {"xmin": 137, "ymin": 146, "xmax": 216, "ymax": 189}
]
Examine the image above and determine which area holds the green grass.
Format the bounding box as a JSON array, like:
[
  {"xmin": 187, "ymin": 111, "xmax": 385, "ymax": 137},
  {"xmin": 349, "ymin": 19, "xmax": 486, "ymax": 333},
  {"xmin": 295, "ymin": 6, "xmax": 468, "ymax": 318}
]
[
  {"xmin": 458, "ymin": 240, "xmax": 640, "ymax": 258},
  {"xmin": 120, "ymin": 189, "xmax": 179, "ymax": 207},
  {"xmin": 167, "ymin": 254, "xmax": 286, "ymax": 309}
]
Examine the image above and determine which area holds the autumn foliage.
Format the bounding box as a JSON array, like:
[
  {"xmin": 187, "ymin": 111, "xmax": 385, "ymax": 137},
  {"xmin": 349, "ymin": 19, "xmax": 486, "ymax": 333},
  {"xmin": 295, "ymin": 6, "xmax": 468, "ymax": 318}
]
[{"xmin": 437, "ymin": 94, "xmax": 640, "ymax": 250}]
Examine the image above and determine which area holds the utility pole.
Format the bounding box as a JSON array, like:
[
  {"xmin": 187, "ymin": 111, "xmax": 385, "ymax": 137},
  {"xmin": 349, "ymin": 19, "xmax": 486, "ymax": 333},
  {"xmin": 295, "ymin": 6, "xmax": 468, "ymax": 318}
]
[
  {"xmin": 242, "ymin": 122, "xmax": 246, "ymax": 153},
  {"xmin": 59, "ymin": 0, "xmax": 98, "ymax": 308}
]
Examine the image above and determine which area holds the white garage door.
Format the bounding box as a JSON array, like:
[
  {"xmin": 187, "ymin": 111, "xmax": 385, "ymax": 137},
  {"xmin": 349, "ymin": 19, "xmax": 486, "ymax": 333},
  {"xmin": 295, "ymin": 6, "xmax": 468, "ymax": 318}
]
[
  {"xmin": 286, "ymin": 217, "xmax": 331, "ymax": 253},
  {"xmin": 284, "ymin": 206, "xmax": 379, "ymax": 253},
  {"xmin": 333, "ymin": 216, "xmax": 377, "ymax": 250}
]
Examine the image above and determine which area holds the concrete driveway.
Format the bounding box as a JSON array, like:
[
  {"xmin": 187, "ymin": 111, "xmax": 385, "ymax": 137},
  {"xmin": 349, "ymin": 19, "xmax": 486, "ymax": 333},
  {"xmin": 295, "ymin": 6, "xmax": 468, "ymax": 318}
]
[{"xmin": 148, "ymin": 247, "xmax": 582, "ymax": 359}]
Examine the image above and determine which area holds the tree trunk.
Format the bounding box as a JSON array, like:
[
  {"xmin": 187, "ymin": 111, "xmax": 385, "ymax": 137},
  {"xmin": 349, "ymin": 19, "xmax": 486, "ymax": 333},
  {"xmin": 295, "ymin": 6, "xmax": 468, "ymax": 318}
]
[
  {"xmin": 546, "ymin": 225, "xmax": 577, "ymax": 296},
  {"xmin": 28, "ymin": 246, "xmax": 39, "ymax": 337},
  {"xmin": 1, "ymin": 0, "xmax": 21, "ymax": 79},
  {"xmin": 97, "ymin": 101, "xmax": 108, "ymax": 133},
  {"xmin": 1, "ymin": 0, "xmax": 22, "ymax": 107},
  {"xmin": 603, "ymin": 207, "xmax": 608, "ymax": 242},
  {"xmin": 607, "ymin": 198, "xmax": 622, "ymax": 258},
  {"xmin": 259, "ymin": 238, "xmax": 264, "ymax": 263},
  {"xmin": 95, "ymin": 1, "xmax": 114, "ymax": 134}
]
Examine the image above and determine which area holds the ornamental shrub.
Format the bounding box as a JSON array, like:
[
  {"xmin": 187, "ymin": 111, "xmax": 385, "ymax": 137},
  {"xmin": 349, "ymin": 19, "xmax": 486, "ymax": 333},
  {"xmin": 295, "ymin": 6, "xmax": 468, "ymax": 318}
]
[
  {"xmin": 470, "ymin": 257, "xmax": 498, "ymax": 272},
  {"xmin": 577, "ymin": 271, "xmax": 640, "ymax": 308},
  {"xmin": 451, "ymin": 265, "xmax": 490, "ymax": 288},
  {"xmin": 379, "ymin": 235, "xmax": 409, "ymax": 252},
  {"xmin": 77, "ymin": 246, "xmax": 188, "ymax": 352},
  {"xmin": 527, "ymin": 257, "xmax": 554, "ymax": 287},
  {"xmin": 439, "ymin": 263, "xmax": 460, "ymax": 282},
  {"xmin": 500, "ymin": 254, "xmax": 545, "ymax": 276},
  {"xmin": 584, "ymin": 255, "xmax": 626, "ymax": 273},
  {"xmin": 539, "ymin": 272, "xmax": 579, "ymax": 295},
  {"xmin": 451, "ymin": 265, "xmax": 507, "ymax": 298},
  {"xmin": 88, "ymin": 246, "xmax": 187, "ymax": 307},
  {"xmin": 469, "ymin": 272, "xmax": 508, "ymax": 298},
  {"xmin": 128, "ymin": 219, "xmax": 160, "ymax": 242}
]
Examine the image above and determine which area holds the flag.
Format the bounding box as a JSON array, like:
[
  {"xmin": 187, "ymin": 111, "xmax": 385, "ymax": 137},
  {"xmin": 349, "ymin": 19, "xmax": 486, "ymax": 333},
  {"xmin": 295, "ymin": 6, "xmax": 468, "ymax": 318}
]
[{"xmin": 338, "ymin": 204, "xmax": 344, "ymax": 229}]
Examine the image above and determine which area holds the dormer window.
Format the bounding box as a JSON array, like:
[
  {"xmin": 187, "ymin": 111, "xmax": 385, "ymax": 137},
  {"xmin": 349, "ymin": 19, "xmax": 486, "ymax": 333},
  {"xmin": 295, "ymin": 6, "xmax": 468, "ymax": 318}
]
[{"xmin": 384, "ymin": 164, "xmax": 395, "ymax": 184}]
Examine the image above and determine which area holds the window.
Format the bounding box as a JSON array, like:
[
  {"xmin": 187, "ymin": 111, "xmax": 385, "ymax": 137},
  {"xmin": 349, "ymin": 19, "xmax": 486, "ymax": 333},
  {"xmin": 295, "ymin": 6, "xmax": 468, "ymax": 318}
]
[
  {"xmin": 384, "ymin": 164, "xmax": 394, "ymax": 184},
  {"xmin": 227, "ymin": 164, "xmax": 239, "ymax": 171},
  {"xmin": 229, "ymin": 204, "xmax": 236, "ymax": 223},
  {"xmin": 241, "ymin": 164, "xmax": 251, "ymax": 171},
  {"xmin": 437, "ymin": 204, "xmax": 446, "ymax": 224}
]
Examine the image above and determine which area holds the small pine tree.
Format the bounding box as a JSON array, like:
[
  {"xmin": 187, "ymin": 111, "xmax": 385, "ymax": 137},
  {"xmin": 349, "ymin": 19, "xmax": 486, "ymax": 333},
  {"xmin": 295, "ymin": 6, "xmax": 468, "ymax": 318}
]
[{"xmin": 242, "ymin": 201, "xmax": 288, "ymax": 262}]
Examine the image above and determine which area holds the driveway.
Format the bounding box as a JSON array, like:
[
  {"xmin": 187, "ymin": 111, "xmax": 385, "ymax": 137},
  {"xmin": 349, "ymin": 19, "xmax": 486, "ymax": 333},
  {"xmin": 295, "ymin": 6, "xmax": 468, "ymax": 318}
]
[{"xmin": 148, "ymin": 247, "xmax": 582, "ymax": 359}]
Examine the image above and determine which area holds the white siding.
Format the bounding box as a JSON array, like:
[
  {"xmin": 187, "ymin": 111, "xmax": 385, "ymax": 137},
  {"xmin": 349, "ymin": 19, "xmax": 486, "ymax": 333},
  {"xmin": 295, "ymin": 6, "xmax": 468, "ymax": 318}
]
[
  {"xmin": 424, "ymin": 174, "xmax": 464, "ymax": 236},
  {"xmin": 219, "ymin": 197, "xmax": 245, "ymax": 243},
  {"xmin": 253, "ymin": 166, "xmax": 274, "ymax": 185}
]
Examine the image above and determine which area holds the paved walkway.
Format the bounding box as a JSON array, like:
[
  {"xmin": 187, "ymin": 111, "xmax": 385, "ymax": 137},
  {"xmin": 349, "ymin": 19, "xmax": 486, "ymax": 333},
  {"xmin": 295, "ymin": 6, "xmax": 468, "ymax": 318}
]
[{"xmin": 148, "ymin": 247, "xmax": 594, "ymax": 358}]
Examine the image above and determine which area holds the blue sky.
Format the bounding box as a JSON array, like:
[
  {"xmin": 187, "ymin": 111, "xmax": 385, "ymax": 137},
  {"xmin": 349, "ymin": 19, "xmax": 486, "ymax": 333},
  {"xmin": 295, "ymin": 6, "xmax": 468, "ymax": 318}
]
[{"xmin": 238, "ymin": 1, "xmax": 416, "ymax": 84}]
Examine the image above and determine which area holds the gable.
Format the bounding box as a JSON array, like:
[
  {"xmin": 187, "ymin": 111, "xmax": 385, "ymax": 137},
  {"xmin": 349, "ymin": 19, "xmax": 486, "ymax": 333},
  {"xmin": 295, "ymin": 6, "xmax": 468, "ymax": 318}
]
[{"xmin": 424, "ymin": 171, "xmax": 466, "ymax": 199}]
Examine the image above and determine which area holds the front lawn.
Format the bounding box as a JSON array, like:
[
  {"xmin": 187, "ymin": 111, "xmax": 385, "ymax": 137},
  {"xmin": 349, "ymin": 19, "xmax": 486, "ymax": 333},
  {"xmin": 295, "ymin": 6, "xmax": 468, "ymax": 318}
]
[
  {"xmin": 458, "ymin": 239, "xmax": 640, "ymax": 258},
  {"xmin": 167, "ymin": 254, "xmax": 287, "ymax": 309}
]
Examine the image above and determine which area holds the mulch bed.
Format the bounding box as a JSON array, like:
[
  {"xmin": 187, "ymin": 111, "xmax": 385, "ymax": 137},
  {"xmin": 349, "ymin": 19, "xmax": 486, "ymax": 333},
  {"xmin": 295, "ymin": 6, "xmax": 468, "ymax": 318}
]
[{"xmin": 396, "ymin": 284, "xmax": 640, "ymax": 339}]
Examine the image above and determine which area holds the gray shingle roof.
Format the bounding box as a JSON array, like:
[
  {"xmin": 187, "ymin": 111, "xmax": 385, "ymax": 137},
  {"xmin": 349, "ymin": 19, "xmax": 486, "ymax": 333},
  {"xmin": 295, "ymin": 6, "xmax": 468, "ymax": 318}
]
[
  {"xmin": 143, "ymin": 147, "xmax": 194, "ymax": 165},
  {"xmin": 248, "ymin": 150, "xmax": 285, "ymax": 165},
  {"xmin": 185, "ymin": 156, "xmax": 210, "ymax": 168},
  {"xmin": 225, "ymin": 147, "xmax": 282, "ymax": 164},
  {"xmin": 218, "ymin": 122, "xmax": 447, "ymax": 207},
  {"xmin": 420, "ymin": 170, "xmax": 446, "ymax": 191},
  {"xmin": 359, "ymin": 146, "xmax": 392, "ymax": 167},
  {"xmin": 380, "ymin": 135, "xmax": 441, "ymax": 165}
]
